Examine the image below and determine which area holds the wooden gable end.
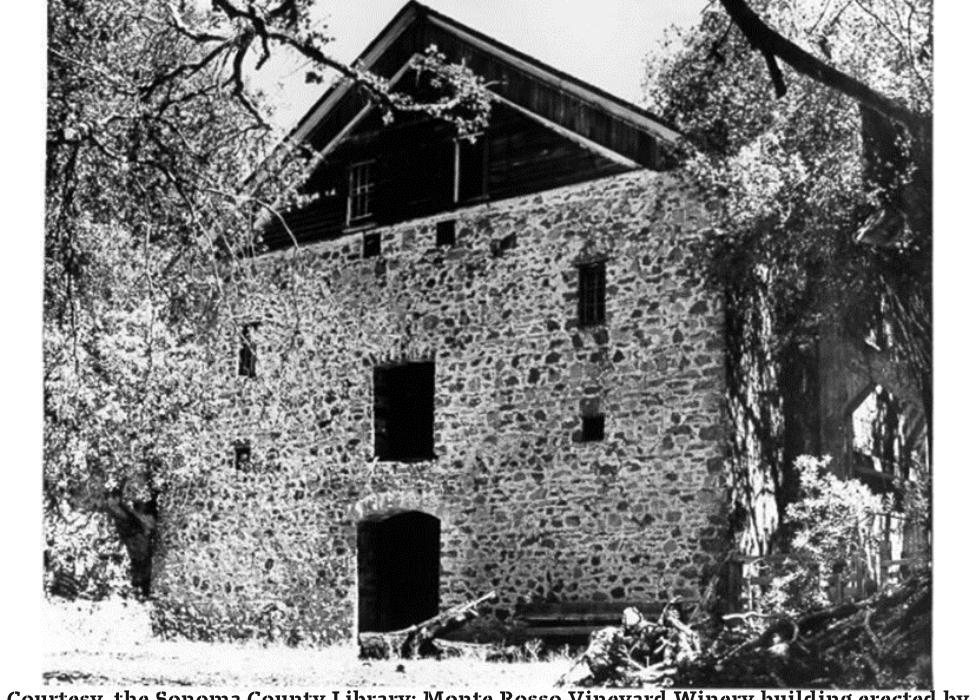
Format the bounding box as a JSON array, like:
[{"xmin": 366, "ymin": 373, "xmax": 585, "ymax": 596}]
[
  {"xmin": 260, "ymin": 3, "xmax": 678, "ymax": 251},
  {"xmin": 262, "ymin": 102, "xmax": 631, "ymax": 250},
  {"xmin": 295, "ymin": 4, "xmax": 678, "ymax": 166}
]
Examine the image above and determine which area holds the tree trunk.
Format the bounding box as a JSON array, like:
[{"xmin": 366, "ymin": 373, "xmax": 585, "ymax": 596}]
[{"xmin": 102, "ymin": 498, "xmax": 157, "ymax": 597}]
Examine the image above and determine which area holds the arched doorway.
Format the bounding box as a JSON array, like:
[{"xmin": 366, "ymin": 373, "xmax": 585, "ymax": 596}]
[{"xmin": 357, "ymin": 511, "xmax": 440, "ymax": 632}]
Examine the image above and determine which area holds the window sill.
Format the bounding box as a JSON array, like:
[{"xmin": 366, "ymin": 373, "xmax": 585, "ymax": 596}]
[
  {"xmin": 344, "ymin": 221, "xmax": 377, "ymax": 234},
  {"xmin": 375, "ymin": 456, "xmax": 437, "ymax": 464}
]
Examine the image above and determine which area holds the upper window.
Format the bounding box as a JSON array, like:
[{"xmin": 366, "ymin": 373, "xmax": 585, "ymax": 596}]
[
  {"xmin": 363, "ymin": 231, "xmax": 382, "ymax": 258},
  {"xmin": 581, "ymin": 414, "xmax": 606, "ymax": 442},
  {"xmin": 347, "ymin": 161, "xmax": 375, "ymax": 225},
  {"xmin": 238, "ymin": 322, "xmax": 258, "ymax": 378},
  {"xmin": 233, "ymin": 441, "xmax": 252, "ymax": 472},
  {"xmin": 490, "ymin": 232, "xmax": 517, "ymax": 258},
  {"xmin": 373, "ymin": 362, "xmax": 435, "ymax": 462},
  {"xmin": 578, "ymin": 261, "xmax": 607, "ymax": 327},
  {"xmin": 436, "ymin": 219, "xmax": 456, "ymax": 247},
  {"xmin": 457, "ymin": 136, "xmax": 487, "ymax": 202}
]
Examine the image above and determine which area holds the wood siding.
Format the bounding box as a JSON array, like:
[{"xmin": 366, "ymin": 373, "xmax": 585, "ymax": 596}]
[
  {"xmin": 262, "ymin": 103, "xmax": 630, "ymax": 250},
  {"xmin": 260, "ymin": 6, "xmax": 673, "ymax": 251}
]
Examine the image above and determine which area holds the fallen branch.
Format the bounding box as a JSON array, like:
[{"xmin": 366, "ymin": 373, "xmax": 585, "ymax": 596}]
[{"xmin": 359, "ymin": 591, "xmax": 497, "ymax": 659}]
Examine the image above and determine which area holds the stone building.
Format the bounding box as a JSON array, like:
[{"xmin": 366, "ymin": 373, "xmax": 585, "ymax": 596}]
[{"xmin": 153, "ymin": 2, "xmax": 729, "ymax": 642}]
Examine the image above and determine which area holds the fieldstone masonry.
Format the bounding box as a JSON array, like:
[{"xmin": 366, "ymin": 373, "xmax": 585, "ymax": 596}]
[{"xmin": 153, "ymin": 169, "xmax": 730, "ymax": 643}]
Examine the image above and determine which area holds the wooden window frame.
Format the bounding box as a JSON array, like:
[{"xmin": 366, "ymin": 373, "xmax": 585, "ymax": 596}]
[
  {"xmin": 238, "ymin": 322, "xmax": 259, "ymax": 378},
  {"xmin": 347, "ymin": 160, "xmax": 375, "ymax": 225},
  {"xmin": 578, "ymin": 260, "xmax": 607, "ymax": 327}
]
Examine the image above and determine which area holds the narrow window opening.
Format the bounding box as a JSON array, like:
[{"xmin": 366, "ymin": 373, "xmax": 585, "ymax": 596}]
[
  {"xmin": 581, "ymin": 414, "xmax": 606, "ymax": 442},
  {"xmin": 578, "ymin": 261, "xmax": 607, "ymax": 327},
  {"xmin": 373, "ymin": 362, "xmax": 435, "ymax": 461},
  {"xmin": 436, "ymin": 220, "xmax": 456, "ymax": 247},
  {"xmin": 238, "ymin": 322, "xmax": 258, "ymax": 378},
  {"xmin": 233, "ymin": 441, "xmax": 252, "ymax": 471},
  {"xmin": 457, "ymin": 136, "xmax": 487, "ymax": 202},
  {"xmin": 363, "ymin": 231, "xmax": 382, "ymax": 258},
  {"xmin": 576, "ymin": 396, "xmax": 605, "ymax": 443},
  {"xmin": 490, "ymin": 232, "xmax": 517, "ymax": 258},
  {"xmin": 347, "ymin": 161, "xmax": 375, "ymax": 224}
]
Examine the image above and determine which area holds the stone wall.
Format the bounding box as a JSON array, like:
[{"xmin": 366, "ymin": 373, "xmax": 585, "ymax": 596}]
[{"xmin": 153, "ymin": 169, "xmax": 729, "ymax": 643}]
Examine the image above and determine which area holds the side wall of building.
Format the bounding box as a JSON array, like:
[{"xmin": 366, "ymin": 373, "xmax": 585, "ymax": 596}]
[{"xmin": 152, "ymin": 169, "xmax": 729, "ymax": 643}]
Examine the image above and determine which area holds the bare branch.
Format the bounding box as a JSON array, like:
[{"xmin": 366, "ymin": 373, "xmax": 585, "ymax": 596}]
[
  {"xmin": 140, "ymin": 40, "xmax": 234, "ymax": 100},
  {"xmin": 229, "ymin": 34, "xmax": 273, "ymax": 129},
  {"xmin": 165, "ymin": 3, "xmax": 230, "ymax": 43},
  {"xmin": 717, "ymin": 0, "xmax": 927, "ymax": 133}
]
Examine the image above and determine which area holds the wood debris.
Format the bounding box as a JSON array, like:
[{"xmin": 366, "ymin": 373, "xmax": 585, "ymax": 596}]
[
  {"xmin": 555, "ymin": 573, "xmax": 930, "ymax": 688},
  {"xmin": 555, "ymin": 600, "xmax": 700, "ymax": 687},
  {"xmin": 359, "ymin": 591, "xmax": 497, "ymax": 659}
]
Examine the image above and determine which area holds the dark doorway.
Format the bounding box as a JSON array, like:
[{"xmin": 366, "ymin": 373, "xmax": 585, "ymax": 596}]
[{"xmin": 357, "ymin": 511, "xmax": 440, "ymax": 632}]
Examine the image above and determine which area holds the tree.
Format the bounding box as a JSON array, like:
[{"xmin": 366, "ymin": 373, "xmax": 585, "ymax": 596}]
[
  {"xmin": 716, "ymin": 0, "xmax": 929, "ymax": 134},
  {"xmin": 645, "ymin": 0, "xmax": 932, "ymax": 555},
  {"xmin": 45, "ymin": 0, "xmax": 491, "ymax": 596}
]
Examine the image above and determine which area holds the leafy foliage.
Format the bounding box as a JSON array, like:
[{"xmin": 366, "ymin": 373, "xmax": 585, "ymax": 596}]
[
  {"xmin": 756, "ymin": 456, "xmax": 886, "ymax": 614},
  {"xmin": 646, "ymin": 0, "xmax": 931, "ymax": 344},
  {"xmin": 45, "ymin": 502, "xmax": 134, "ymax": 600},
  {"xmin": 45, "ymin": 0, "xmax": 492, "ymax": 595},
  {"xmin": 645, "ymin": 0, "xmax": 932, "ymax": 553}
]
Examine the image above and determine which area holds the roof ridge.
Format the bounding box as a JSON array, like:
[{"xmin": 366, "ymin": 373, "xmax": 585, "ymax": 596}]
[
  {"xmin": 286, "ymin": 1, "xmax": 680, "ymax": 143},
  {"xmin": 414, "ymin": 2, "xmax": 678, "ymax": 133}
]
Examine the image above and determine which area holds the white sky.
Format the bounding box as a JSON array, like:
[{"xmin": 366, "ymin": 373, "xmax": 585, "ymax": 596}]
[{"xmin": 265, "ymin": 0, "xmax": 709, "ymax": 127}]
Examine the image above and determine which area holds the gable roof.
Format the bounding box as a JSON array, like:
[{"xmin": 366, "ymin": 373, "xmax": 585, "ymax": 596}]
[{"xmin": 281, "ymin": 1, "xmax": 681, "ymax": 170}]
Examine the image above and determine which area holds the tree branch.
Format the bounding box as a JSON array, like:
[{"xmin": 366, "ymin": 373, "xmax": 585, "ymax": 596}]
[{"xmin": 717, "ymin": 0, "xmax": 926, "ymax": 134}]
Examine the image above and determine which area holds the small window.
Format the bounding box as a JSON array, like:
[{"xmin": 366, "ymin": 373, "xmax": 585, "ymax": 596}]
[
  {"xmin": 347, "ymin": 161, "xmax": 374, "ymax": 224},
  {"xmin": 578, "ymin": 261, "xmax": 606, "ymax": 327},
  {"xmin": 234, "ymin": 441, "xmax": 252, "ymax": 471},
  {"xmin": 581, "ymin": 414, "xmax": 606, "ymax": 442},
  {"xmin": 363, "ymin": 231, "xmax": 382, "ymax": 258},
  {"xmin": 374, "ymin": 362, "xmax": 435, "ymax": 461},
  {"xmin": 490, "ymin": 232, "xmax": 517, "ymax": 258},
  {"xmin": 238, "ymin": 322, "xmax": 258, "ymax": 378},
  {"xmin": 436, "ymin": 220, "xmax": 456, "ymax": 247}
]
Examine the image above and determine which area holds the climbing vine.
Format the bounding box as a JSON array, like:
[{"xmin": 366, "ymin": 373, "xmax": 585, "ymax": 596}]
[{"xmin": 645, "ymin": 0, "xmax": 932, "ymax": 553}]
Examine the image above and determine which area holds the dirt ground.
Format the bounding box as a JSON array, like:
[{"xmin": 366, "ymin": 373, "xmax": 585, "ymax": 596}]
[{"xmin": 42, "ymin": 599, "xmax": 572, "ymax": 687}]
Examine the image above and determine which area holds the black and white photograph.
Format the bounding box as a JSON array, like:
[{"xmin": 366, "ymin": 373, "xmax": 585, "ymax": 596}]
[{"xmin": 13, "ymin": 0, "xmax": 950, "ymax": 689}]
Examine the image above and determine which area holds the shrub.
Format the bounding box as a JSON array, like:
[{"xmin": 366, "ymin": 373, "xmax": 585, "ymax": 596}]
[
  {"xmin": 44, "ymin": 502, "xmax": 135, "ymax": 600},
  {"xmin": 752, "ymin": 456, "xmax": 887, "ymax": 615}
]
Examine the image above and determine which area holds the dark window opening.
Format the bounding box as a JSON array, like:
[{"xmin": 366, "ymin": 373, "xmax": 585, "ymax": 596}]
[
  {"xmin": 579, "ymin": 261, "xmax": 607, "ymax": 327},
  {"xmin": 358, "ymin": 511, "xmax": 440, "ymax": 632},
  {"xmin": 233, "ymin": 441, "xmax": 252, "ymax": 471},
  {"xmin": 363, "ymin": 231, "xmax": 382, "ymax": 258},
  {"xmin": 238, "ymin": 323, "xmax": 258, "ymax": 378},
  {"xmin": 457, "ymin": 136, "xmax": 487, "ymax": 202},
  {"xmin": 581, "ymin": 414, "xmax": 606, "ymax": 442},
  {"xmin": 436, "ymin": 220, "xmax": 456, "ymax": 247},
  {"xmin": 373, "ymin": 362, "xmax": 435, "ymax": 461},
  {"xmin": 348, "ymin": 161, "xmax": 375, "ymax": 224},
  {"xmin": 490, "ymin": 232, "xmax": 517, "ymax": 258}
]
